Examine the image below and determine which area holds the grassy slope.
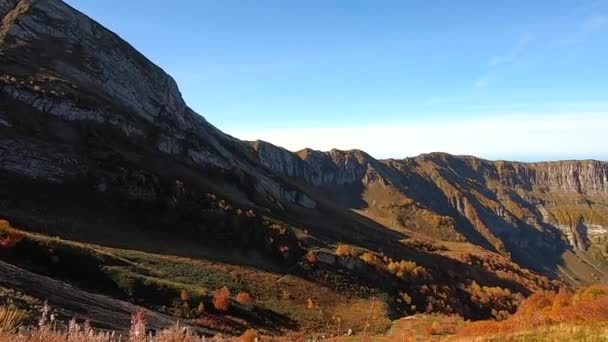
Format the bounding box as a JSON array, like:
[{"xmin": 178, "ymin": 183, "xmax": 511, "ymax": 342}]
[{"xmin": 0, "ymin": 220, "xmax": 392, "ymax": 336}]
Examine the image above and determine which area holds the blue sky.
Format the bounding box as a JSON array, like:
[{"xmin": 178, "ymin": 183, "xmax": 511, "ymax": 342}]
[{"xmin": 65, "ymin": 0, "xmax": 608, "ymax": 161}]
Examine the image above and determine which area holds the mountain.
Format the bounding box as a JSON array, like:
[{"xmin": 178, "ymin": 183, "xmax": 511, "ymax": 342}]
[
  {"xmin": 251, "ymin": 141, "xmax": 608, "ymax": 282},
  {"xmin": 1, "ymin": 0, "xmax": 607, "ymax": 336}
]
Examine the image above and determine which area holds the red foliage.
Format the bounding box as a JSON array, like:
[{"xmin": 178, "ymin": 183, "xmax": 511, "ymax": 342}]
[{"xmin": 305, "ymin": 252, "xmax": 318, "ymax": 265}]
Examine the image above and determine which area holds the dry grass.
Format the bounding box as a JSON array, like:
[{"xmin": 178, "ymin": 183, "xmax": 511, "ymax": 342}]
[
  {"xmin": 450, "ymin": 323, "xmax": 608, "ymax": 342},
  {"xmin": 0, "ymin": 306, "xmax": 26, "ymax": 330},
  {"xmin": 456, "ymin": 285, "xmax": 608, "ymax": 340},
  {"xmin": 0, "ymin": 304, "xmax": 264, "ymax": 342}
]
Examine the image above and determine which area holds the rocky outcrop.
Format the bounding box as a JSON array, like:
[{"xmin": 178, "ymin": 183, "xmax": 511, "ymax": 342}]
[
  {"xmin": 0, "ymin": 0, "xmax": 315, "ymax": 208},
  {"xmin": 0, "ymin": 138, "xmax": 85, "ymax": 183},
  {"xmin": 497, "ymin": 160, "xmax": 608, "ymax": 195},
  {"xmin": 251, "ymin": 144, "xmax": 608, "ymax": 256},
  {"xmin": 251, "ymin": 141, "xmax": 393, "ymax": 187}
]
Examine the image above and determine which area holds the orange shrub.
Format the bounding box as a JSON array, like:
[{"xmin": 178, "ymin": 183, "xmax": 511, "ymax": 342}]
[
  {"xmin": 213, "ymin": 286, "xmax": 231, "ymax": 311},
  {"xmin": 236, "ymin": 292, "xmax": 254, "ymax": 308},
  {"xmin": 555, "ymin": 296, "xmax": 608, "ymax": 322},
  {"xmin": 424, "ymin": 321, "xmax": 441, "ymax": 335},
  {"xmin": 239, "ymin": 329, "xmax": 259, "ymax": 342},
  {"xmin": 551, "ymin": 287, "xmax": 572, "ymax": 313},
  {"xmin": 459, "ymin": 284, "xmax": 608, "ymax": 338}
]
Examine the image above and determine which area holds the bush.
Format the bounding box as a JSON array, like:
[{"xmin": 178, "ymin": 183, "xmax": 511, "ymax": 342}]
[
  {"xmin": 305, "ymin": 252, "xmax": 318, "ymax": 265},
  {"xmin": 335, "ymin": 244, "xmax": 359, "ymax": 257},
  {"xmin": 213, "ymin": 287, "xmax": 231, "ymax": 312},
  {"xmin": 459, "ymin": 284, "xmax": 608, "ymax": 338},
  {"xmin": 236, "ymin": 292, "xmax": 254, "ymax": 309},
  {"xmin": 239, "ymin": 329, "xmax": 259, "ymax": 342},
  {"xmin": 360, "ymin": 252, "xmax": 382, "ymax": 268},
  {"xmin": 387, "ymin": 260, "xmax": 427, "ymax": 279}
]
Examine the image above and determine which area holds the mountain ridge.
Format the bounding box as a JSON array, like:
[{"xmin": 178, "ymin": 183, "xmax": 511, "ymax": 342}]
[{"xmin": 1, "ymin": 0, "xmax": 608, "ymax": 336}]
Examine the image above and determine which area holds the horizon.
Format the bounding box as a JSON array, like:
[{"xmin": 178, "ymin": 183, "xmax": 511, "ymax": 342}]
[{"xmin": 65, "ymin": 0, "xmax": 608, "ymax": 162}]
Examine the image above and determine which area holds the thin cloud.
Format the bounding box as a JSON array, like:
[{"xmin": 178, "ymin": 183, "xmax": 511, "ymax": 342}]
[
  {"xmin": 489, "ymin": 34, "xmax": 533, "ymax": 67},
  {"xmin": 474, "ymin": 74, "xmax": 494, "ymax": 89},
  {"xmin": 475, "ymin": 34, "xmax": 533, "ymax": 90}
]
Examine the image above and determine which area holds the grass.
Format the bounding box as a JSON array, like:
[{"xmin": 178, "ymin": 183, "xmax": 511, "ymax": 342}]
[
  {"xmin": 0, "ymin": 305, "xmax": 214, "ymax": 341},
  {"xmin": 449, "ymin": 323, "xmax": 608, "ymax": 342},
  {"xmin": 0, "ymin": 222, "xmax": 391, "ymax": 336},
  {"xmin": 0, "ymin": 306, "xmax": 26, "ymax": 330},
  {"xmin": 329, "ymin": 314, "xmax": 465, "ymax": 341}
]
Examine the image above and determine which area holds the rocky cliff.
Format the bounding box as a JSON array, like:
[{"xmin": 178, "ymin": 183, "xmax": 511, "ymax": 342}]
[
  {"xmin": 0, "ymin": 0, "xmax": 319, "ymax": 209},
  {"xmin": 1, "ymin": 0, "xmax": 607, "ymax": 334},
  {"xmin": 251, "ymin": 146, "xmax": 608, "ymax": 276}
]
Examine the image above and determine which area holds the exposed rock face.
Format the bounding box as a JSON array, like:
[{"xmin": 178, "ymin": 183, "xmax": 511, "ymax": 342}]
[
  {"xmin": 252, "ymin": 146, "xmax": 608, "ymax": 259},
  {"xmin": 0, "ymin": 138, "xmax": 85, "ymax": 183},
  {"xmin": 0, "ymin": 0, "xmax": 314, "ymax": 208},
  {"xmin": 497, "ymin": 160, "xmax": 608, "ymax": 195},
  {"xmin": 251, "ymin": 141, "xmax": 392, "ymax": 187}
]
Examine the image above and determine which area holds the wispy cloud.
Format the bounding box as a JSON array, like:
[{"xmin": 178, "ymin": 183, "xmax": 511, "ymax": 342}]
[
  {"xmin": 229, "ymin": 113, "xmax": 608, "ymax": 161},
  {"xmin": 474, "ymin": 74, "xmax": 495, "ymax": 89},
  {"xmin": 488, "ymin": 34, "xmax": 534, "ymax": 67},
  {"xmin": 474, "ymin": 33, "xmax": 534, "ymax": 90}
]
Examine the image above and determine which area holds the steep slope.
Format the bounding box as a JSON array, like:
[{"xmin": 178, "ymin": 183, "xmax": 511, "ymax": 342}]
[
  {"xmin": 0, "ymin": 0, "xmax": 599, "ymax": 337},
  {"xmin": 0, "ymin": 260, "xmax": 209, "ymax": 333},
  {"xmin": 251, "ymin": 143, "xmax": 608, "ymax": 284}
]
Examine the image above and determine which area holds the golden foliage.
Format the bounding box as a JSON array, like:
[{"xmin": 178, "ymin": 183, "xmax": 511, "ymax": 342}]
[
  {"xmin": 359, "ymin": 252, "xmax": 382, "ymax": 268},
  {"xmin": 399, "ymin": 291, "xmax": 412, "ymax": 305},
  {"xmin": 335, "ymin": 244, "xmax": 359, "ymax": 257},
  {"xmin": 387, "ymin": 259, "xmax": 428, "ymax": 280}
]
